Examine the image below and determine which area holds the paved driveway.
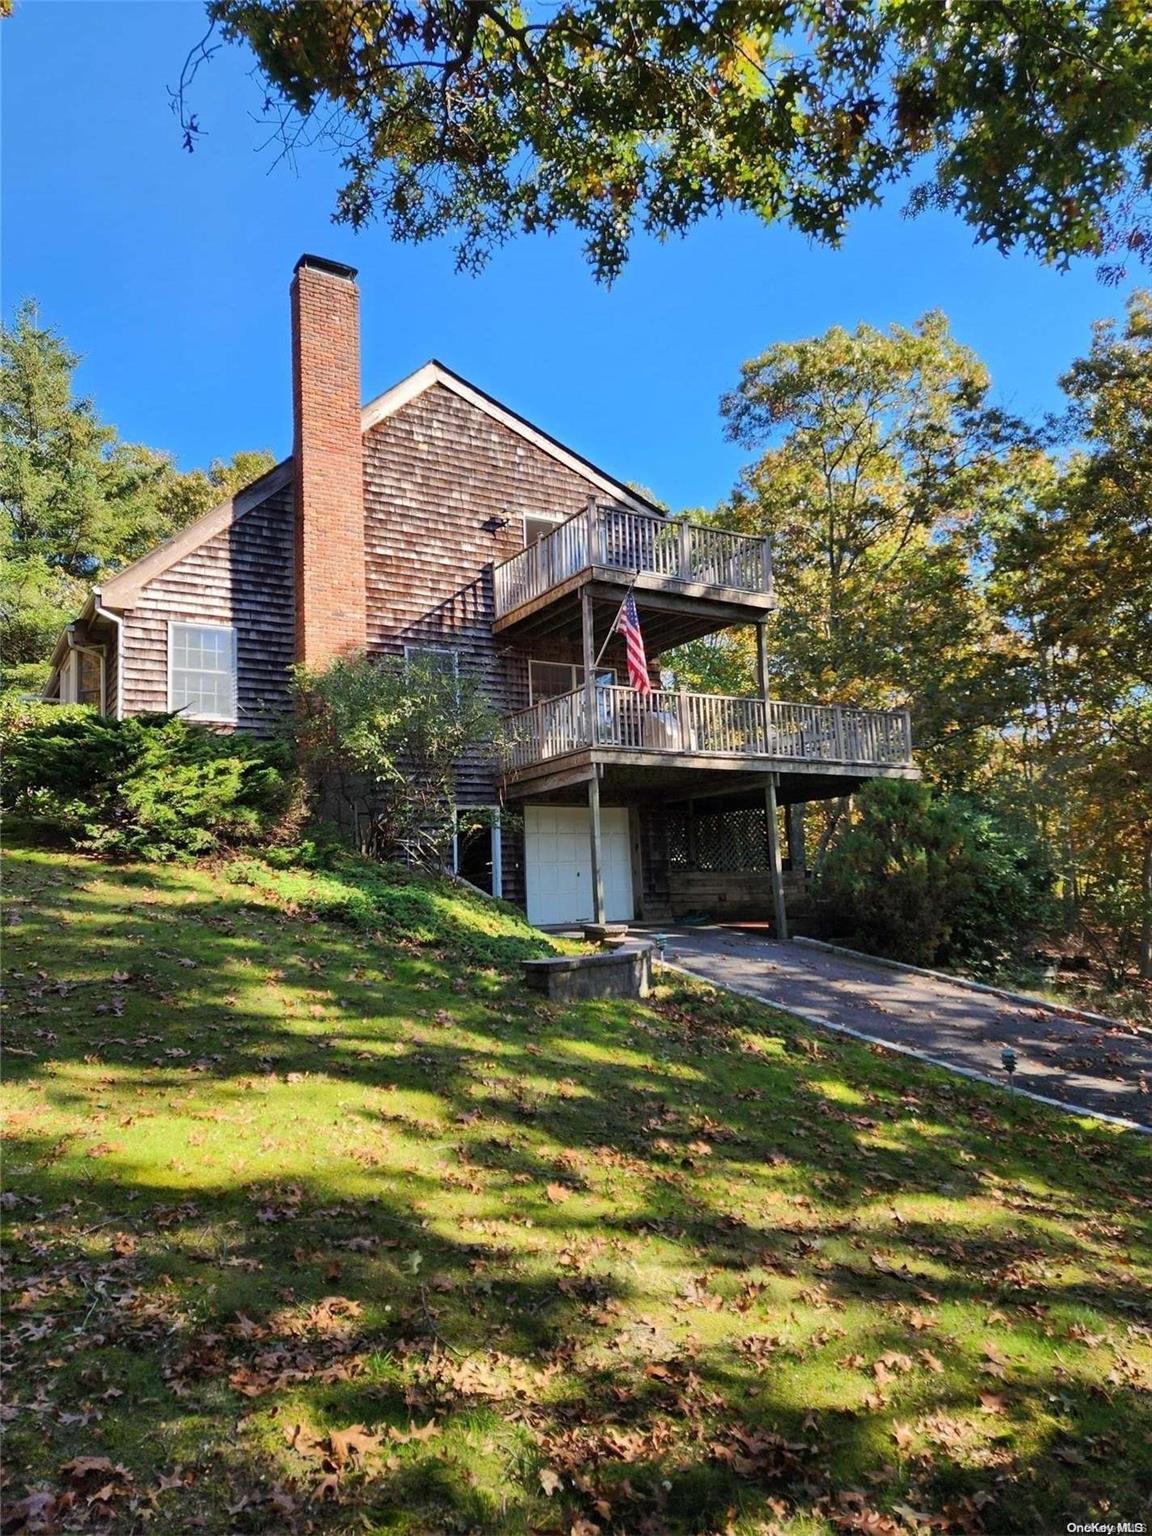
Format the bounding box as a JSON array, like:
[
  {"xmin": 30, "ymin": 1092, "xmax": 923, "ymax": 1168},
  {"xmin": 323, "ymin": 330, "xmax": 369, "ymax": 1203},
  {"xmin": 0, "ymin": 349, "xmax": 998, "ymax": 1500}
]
[{"xmin": 642, "ymin": 925, "xmax": 1152, "ymax": 1128}]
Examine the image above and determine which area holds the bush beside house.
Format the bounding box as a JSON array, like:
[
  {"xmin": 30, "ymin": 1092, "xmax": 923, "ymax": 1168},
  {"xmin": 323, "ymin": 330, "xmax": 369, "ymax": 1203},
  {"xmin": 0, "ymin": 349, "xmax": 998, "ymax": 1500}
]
[
  {"xmin": 816, "ymin": 779, "xmax": 1056, "ymax": 970},
  {"xmin": 0, "ymin": 701, "xmax": 294, "ymax": 859},
  {"xmin": 292, "ymin": 651, "xmax": 503, "ymax": 862}
]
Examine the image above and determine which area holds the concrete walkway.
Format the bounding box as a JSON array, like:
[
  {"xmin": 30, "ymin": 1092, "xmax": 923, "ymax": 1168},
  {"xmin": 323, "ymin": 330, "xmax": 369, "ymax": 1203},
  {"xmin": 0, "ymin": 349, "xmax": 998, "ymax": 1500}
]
[{"xmin": 641, "ymin": 924, "xmax": 1152, "ymax": 1128}]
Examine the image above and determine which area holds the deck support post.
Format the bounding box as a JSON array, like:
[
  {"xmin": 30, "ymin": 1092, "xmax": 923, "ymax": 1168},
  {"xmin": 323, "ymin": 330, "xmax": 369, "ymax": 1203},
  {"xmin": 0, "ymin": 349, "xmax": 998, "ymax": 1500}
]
[
  {"xmin": 581, "ymin": 587, "xmax": 606, "ymax": 925},
  {"xmin": 755, "ymin": 622, "xmax": 770, "ymax": 693},
  {"xmin": 587, "ymin": 770, "xmax": 606, "ymax": 926},
  {"xmin": 787, "ymin": 803, "xmax": 806, "ymax": 874},
  {"xmin": 677, "ymin": 518, "xmax": 692, "ymax": 580},
  {"xmin": 755, "ymin": 621, "xmax": 771, "ymax": 750},
  {"xmin": 757, "ymin": 621, "xmax": 788, "ymax": 937},
  {"xmin": 585, "ymin": 496, "xmax": 601, "ymax": 565},
  {"xmin": 761, "ymin": 536, "xmax": 773, "ymax": 596},
  {"xmin": 580, "ymin": 585, "xmax": 598, "ymax": 751},
  {"xmin": 765, "ymin": 773, "xmax": 790, "ymax": 942}
]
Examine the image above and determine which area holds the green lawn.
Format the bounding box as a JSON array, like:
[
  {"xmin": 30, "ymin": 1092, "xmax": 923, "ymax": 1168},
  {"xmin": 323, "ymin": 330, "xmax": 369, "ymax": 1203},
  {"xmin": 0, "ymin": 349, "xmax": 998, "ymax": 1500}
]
[{"xmin": 3, "ymin": 843, "xmax": 1150, "ymax": 1535}]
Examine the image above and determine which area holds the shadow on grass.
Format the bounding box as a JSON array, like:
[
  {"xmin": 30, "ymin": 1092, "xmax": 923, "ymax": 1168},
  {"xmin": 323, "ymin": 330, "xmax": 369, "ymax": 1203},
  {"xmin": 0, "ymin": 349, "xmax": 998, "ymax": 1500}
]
[{"xmin": 3, "ymin": 845, "xmax": 1152, "ymax": 1534}]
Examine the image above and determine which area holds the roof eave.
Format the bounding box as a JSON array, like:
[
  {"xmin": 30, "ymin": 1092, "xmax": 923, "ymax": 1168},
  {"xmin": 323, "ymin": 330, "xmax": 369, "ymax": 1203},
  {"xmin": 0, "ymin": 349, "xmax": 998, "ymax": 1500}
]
[
  {"xmin": 99, "ymin": 458, "xmax": 294, "ymax": 609},
  {"xmin": 42, "ymin": 592, "xmax": 99, "ymax": 694},
  {"xmin": 361, "ymin": 360, "xmax": 664, "ymax": 518},
  {"xmin": 45, "ymin": 359, "xmax": 664, "ymax": 647}
]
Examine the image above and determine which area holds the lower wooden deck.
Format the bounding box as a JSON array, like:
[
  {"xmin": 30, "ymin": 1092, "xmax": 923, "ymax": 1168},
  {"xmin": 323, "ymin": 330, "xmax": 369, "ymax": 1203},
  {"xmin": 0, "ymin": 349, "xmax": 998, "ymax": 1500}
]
[{"xmin": 502, "ymin": 746, "xmax": 920, "ymax": 807}]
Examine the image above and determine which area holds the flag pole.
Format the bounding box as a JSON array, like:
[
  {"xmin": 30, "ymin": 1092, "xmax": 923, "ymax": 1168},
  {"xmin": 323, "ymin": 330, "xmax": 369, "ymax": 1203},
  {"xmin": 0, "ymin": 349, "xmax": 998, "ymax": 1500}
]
[{"xmin": 592, "ymin": 573, "xmax": 640, "ymax": 671}]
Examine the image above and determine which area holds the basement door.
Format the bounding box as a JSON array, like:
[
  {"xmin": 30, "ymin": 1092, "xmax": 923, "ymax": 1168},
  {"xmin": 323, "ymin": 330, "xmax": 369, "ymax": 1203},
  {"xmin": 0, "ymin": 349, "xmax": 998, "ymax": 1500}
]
[{"xmin": 524, "ymin": 806, "xmax": 634, "ymax": 927}]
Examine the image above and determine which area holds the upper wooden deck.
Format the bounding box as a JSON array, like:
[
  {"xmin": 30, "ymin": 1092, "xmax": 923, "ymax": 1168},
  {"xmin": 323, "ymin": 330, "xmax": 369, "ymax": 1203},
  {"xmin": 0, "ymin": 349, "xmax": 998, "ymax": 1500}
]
[{"xmin": 492, "ymin": 504, "xmax": 774, "ymax": 648}]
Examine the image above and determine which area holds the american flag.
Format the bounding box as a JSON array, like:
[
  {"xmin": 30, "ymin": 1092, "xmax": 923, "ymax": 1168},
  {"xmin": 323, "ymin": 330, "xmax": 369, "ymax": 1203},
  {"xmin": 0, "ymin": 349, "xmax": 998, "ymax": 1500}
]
[{"xmin": 613, "ymin": 592, "xmax": 652, "ymax": 696}]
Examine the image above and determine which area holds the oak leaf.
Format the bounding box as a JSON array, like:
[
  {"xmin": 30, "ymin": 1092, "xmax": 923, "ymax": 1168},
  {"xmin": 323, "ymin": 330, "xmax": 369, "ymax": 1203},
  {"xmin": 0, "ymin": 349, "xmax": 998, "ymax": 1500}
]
[
  {"xmin": 60, "ymin": 1457, "xmax": 118, "ymax": 1483},
  {"xmin": 388, "ymin": 1419, "xmax": 440, "ymax": 1444},
  {"xmin": 328, "ymin": 1425, "xmax": 384, "ymax": 1465}
]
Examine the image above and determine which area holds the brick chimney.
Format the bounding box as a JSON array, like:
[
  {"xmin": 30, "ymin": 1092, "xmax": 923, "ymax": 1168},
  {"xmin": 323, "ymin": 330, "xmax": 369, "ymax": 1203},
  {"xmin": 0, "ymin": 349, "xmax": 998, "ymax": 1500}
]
[{"xmin": 290, "ymin": 254, "xmax": 366, "ymax": 667}]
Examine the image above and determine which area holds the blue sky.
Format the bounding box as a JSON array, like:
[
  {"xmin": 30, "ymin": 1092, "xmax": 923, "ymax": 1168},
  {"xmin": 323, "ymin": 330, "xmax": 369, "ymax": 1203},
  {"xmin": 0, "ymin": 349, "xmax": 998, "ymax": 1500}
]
[{"xmin": 3, "ymin": 1, "xmax": 1134, "ymax": 510}]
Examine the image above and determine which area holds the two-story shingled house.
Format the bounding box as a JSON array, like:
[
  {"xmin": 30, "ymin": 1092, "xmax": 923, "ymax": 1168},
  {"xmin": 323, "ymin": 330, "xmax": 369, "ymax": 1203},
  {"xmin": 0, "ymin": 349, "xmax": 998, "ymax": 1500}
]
[{"xmin": 44, "ymin": 255, "xmax": 916, "ymax": 934}]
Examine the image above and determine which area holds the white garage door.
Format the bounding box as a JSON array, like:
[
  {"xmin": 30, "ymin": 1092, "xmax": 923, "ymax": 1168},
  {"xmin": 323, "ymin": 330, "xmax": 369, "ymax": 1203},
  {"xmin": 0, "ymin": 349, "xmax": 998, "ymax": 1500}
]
[{"xmin": 524, "ymin": 806, "xmax": 634, "ymax": 927}]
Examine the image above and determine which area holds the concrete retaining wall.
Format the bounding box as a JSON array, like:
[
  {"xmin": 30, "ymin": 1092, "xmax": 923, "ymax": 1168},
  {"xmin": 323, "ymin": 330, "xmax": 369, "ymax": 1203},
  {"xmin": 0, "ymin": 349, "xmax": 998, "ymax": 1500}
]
[{"xmin": 522, "ymin": 944, "xmax": 652, "ymax": 1002}]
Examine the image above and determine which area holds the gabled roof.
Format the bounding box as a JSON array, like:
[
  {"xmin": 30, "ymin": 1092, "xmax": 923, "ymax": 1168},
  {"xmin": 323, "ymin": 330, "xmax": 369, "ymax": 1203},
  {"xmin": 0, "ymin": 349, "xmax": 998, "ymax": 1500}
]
[
  {"xmin": 91, "ymin": 360, "xmax": 661, "ymax": 614},
  {"xmin": 361, "ymin": 360, "xmax": 663, "ymax": 517},
  {"xmin": 99, "ymin": 460, "xmax": 294, "ymax": 610},
  {"xmin": 45, "ymin": 592, "xmax": 98, "ymax": 678}
]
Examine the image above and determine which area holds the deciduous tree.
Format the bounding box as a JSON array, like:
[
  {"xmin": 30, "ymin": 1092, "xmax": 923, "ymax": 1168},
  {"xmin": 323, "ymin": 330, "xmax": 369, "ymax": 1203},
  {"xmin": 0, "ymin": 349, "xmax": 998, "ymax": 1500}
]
[
  {"xmin": 713, "ymin": 311, "xmax": 1033, "ymax": 785},
  {"xmin": 992, "ymin": 292, "xmax": 1152, "ymax": 975},
  {"xmin": 198, "ymin": 0, "xmax": 1152, "ymax": 282}
]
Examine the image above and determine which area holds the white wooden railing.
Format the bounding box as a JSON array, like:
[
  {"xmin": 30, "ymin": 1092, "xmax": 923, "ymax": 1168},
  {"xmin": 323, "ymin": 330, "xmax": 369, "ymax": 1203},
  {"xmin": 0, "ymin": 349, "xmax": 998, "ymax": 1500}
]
[
  {"xmin": 492, "ymin": 503, "xmax": 772, "ymax": 616},
  {"xmin": 503, "ymin": 686, "xmax": 913, "ymax": 770}
]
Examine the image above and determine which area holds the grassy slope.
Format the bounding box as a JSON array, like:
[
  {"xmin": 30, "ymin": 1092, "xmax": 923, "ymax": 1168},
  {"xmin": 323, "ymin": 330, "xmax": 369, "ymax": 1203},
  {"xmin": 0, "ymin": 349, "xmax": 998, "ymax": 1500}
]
[{"xmin": 2, "ymin": 843, "xmax": 1151, "ymax": 1536}]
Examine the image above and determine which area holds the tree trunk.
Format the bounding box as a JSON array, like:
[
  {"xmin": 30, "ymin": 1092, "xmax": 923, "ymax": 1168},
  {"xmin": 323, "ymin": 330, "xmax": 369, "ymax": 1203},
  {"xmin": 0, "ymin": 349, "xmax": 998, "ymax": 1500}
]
[
  {"xmin": 1140, "ymin": 827, "xmax": 1152, "ymax": 982},
  {"xmin": 1060, "ymin": 813, "xmax": 1079, "ymax": 936},
  {"xmin": 812, "ymin": 797, "xmax": 849, "ymax": 871}
]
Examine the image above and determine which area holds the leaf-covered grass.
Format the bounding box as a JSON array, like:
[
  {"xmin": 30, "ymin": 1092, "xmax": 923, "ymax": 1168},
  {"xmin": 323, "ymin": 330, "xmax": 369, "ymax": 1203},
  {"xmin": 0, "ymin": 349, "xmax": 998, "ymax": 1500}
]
[
  {"xmin": 3, "ymin": 843, "xmax": 1150, "ymax": 1535},
  {"xmin": 971, "ymin": 959, "xmax": 1152, "ymax": 1033}
]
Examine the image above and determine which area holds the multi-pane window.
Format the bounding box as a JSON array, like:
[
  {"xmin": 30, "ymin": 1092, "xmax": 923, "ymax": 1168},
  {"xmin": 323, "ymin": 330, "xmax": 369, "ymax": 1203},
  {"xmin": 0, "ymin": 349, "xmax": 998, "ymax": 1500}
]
[
  {"xmin": 404, "ymin": 644, "xmax": 459, "ymax": 678},
  {"xmin": 168, "ymin": 622, "xmax": 237, "ymax": 721},
  {"xmin": 528, "ymin": 659, "xmax": 614, "ymax": 702},
  {"xmin": 403, "ymin": 644, "xmax": 460, "ymax": 702},
  {"xmin": 75, "ymin": 650, "xmax": 103, "ymax": 709},
  {"xmin": 61, "ymin": 648, "xmax": 104, "ymax": 711}
]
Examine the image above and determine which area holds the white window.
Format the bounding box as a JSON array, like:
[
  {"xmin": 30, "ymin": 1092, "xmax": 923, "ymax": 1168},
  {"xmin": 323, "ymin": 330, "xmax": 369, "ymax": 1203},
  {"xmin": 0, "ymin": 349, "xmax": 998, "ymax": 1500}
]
[
  {"xmin": 168, "ymin": 622, "xmax": 237, "ymax": 722},
  {"xmin": 528, "ymin": 658, "xmax": 614, "ymax": 703},
  {"xmin": 523, "ymin": 512, "xmax": 565, "ymax": 547},
  {"xmin": 403, "ymin": 643, "xmax": 459, "ymax": 678},
  {"xmin": 61, "ymin": 648, "xmax": 105, "ymax": 712},
  {"xmin": 404, "ymin": 644, "xmax": 459, "ymax": 701}
]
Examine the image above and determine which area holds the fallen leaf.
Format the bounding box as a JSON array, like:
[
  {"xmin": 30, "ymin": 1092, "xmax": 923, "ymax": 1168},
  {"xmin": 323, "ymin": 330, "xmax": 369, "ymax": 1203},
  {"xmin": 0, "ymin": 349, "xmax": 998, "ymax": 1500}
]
[
  {"xmin": 388, "ymin": 1419, "xmax": 440, "ymax": 1445},
  {"xmin": 60, "ymin": 1458, "xmax": 117, "ymax": 1483},
  {"xmin": 2, "ymin": 1491, "xmax": 66, "ymax": 1532},
  {"xmin": 328, "ymin": 1425, "xmax": 383, "ymax": 1465},
  {"xmin": 539, "ymin": 1466, "xmax": 563, "ymax": 1496},
  {"xmin": 893, "ymin": 1502, "xmax": 936, "ymax": 1529}
]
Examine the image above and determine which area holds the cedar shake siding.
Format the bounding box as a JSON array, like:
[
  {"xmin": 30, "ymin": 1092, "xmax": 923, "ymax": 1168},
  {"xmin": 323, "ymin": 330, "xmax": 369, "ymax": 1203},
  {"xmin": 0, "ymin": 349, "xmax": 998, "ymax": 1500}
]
[
  {"xmin": 102, "ymin": 622, "xmax": 120, "ymax": 719},
  {"xmin": 360, "ymin": 380, "xmax": 643, "ymax": 909},
  {"xmin": 362, "ymin": 381, "xmax": 636, "ymax": 803},
  {"xmin": 118, "ymin": 485, "xmax": 295, "ymax": 732},
  {"xmin": 111, "ymin": 381, "xmax": 642, "ymax": 754}
]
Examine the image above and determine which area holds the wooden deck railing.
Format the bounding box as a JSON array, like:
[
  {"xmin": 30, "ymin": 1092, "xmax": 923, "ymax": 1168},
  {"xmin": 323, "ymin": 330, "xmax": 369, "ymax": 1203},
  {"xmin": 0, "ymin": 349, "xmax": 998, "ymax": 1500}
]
[
  {"xmin": 492, "ymin": 503, "xmax": 772, "ymax": 617},
  {"xmin": 503, "ymin": 686, "xmax": 913, "ymax": 771}
]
